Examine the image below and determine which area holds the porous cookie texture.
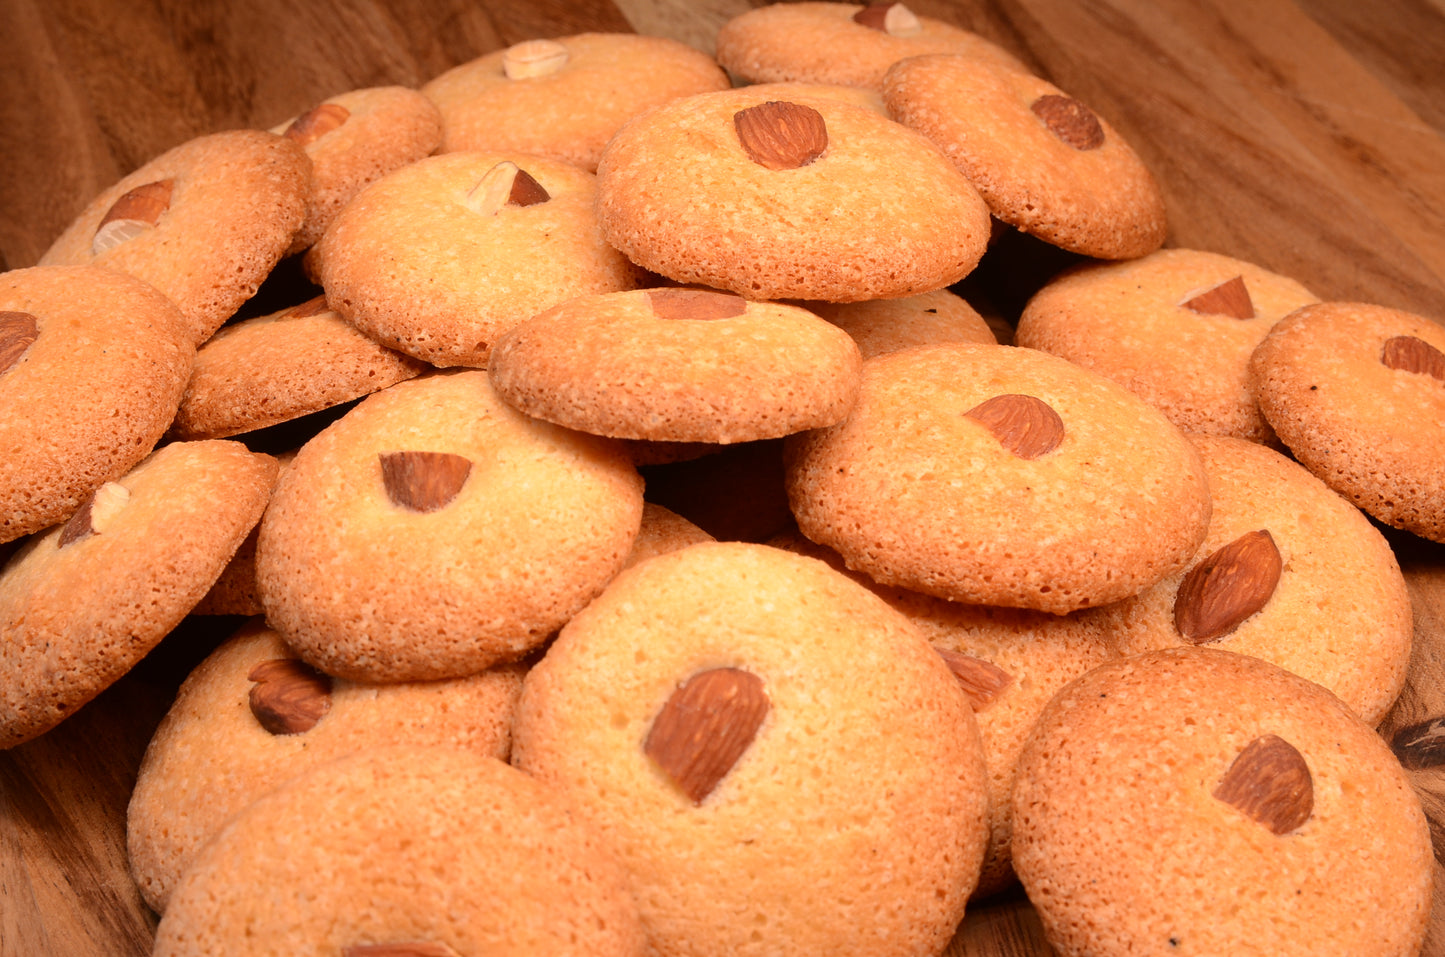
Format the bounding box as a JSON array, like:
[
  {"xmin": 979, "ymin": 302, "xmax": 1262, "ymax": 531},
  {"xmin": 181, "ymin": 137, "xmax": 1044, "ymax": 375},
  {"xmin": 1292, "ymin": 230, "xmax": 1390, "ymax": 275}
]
[
  {"xmin": 715, "ymin": 2, "xmax": 1027, "ymax": 89},
  {"xmin": 1017, "ymin": 249, "xmax": 1319, "ymax": 442},
  {"xmin": 0, "ymin": 441, "xmax": 278, "ymax": 749},
  {"xmin": 151, "ymin": 746, "xmax": 646, "ymax": 957},
  {"xmin": 1082, "ymin": 434, "xmax": 1412, "ymax": 725},
  {"xmin": 596, "ymin": 87, "xmax": 992, "ymax": 302},
  {"xmin": 800, "ymin": 286, "xmax": 997, "ymax": 359},
  {"xmin": 318, "ymin": 151, "xmax": 641, "ymax": 367},
  {"xmin": 488, "ymin": 288, "xmax": 862, "ymax": 443},
  {"xmin": 127, "ymin": 620, "xmax": 526, "ymax": 914},
  {"xmin": 0, "ymin": 265, "xmax": 194, "ymax": 543},
  {"xmin": 1250, "ymin": 301, "xmax": 1445, "ymax": 542},
  {"xmin": 883, "ymin": 54, "xmax": 1167, "ymax": 260},
  {"xmin": 270, "ymin": 85, "xmax": 444, "ymax": 253},
  {"xmin": 170, "ymin": 294, "xmax": 427, "ymax": 440},
  {"xmin": 39, "ymin": 129, "xmax": 310, "ymax": 345},
  {"xmin": 786, "ymin": 343, "xmax": 1212, "ymax": 613},
  {"xmin": 1011, "ymin": 647, "xmax": 1433, "ymax": 957},
  {"xmin": 423, "ymin": 33, "xmax": 730, "ymax": 172},
  {"xmin": 512, "ymin": 541, "xmax": 990, "ymax": 957},
  {"xmin": 255, "ymin": 370, "xmax": 644, "ymax": 682}
]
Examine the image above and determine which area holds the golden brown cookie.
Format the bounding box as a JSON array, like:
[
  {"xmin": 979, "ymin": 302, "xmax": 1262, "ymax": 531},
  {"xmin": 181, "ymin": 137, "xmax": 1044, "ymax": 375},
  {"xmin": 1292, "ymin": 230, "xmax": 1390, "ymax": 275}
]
[{"xmin": 801, "ymin": 286, "xmax": 997, "ymax": 359}]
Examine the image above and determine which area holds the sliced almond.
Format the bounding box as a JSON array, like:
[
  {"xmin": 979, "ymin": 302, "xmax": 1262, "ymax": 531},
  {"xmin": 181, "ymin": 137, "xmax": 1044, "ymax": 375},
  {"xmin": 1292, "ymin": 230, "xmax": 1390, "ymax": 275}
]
[
  {"xmin": 57, "ymin": 482, "xmax": 131, "ymax": 549},
  {"xmin": 507, "ymin": 168, "xmax": 550, "ymax": 207},
  {"xmin": 647, "ymin": 288, "xmax": 748, "ymax": 321},
  {"xmin": 502, "ymin": 38, "xmax": 569, "ymax": 80},
  {"xmin": 343, "ymin": 944, "xmax": 461, "ymax": 957},
  {"xmin": 0, "ymin": 311, "xmax": 38, "ymax": 376},
  {"xmin": 853, "ymin": 2, "xmax": 923, "ymax": 36},
  {"xmin": 1381, "ymin": 335, "xmax": 1445, "ymax": 383},
  {"xmin": 284, "ymin": 102, "xmax": 351, "ymax": 146},
  {"xmin": 285, "ymin": 295, "xmax": 332, "ymax": 319},
  {"xmin": 1173, "ymin": 529, "xmax": 1281, "ymax": 644},
  {"xmin": 644, "ymin": 667, "xmax": 769, "ymax": 804},
  {"xmin": 379, "ymin": 451, "xmax": 472, "ymax": 513},
  {"xmin": 1392, "ymin": 716, "xmax": 1445, "ymax": 771},
  {"xmin": 248, "ymin": 658, "xmax": 332, "ymax": 735},
  {"xmin": 93, "ymin": 179, "xmax": 174, "ymax": 256},
  {"xmin": 1212, "ymin": 733, "xmax": 1313, "ymax": 834},
  {"xmin": 935, "ymin": 648, "xmax": 1012, "ymax": 711},
  {"xmin": 1031, "ymin": 95, "xmax": 1105, "ymax": 151},
  {"xmin": 734, "ymin": 101, "xmax": 828, "ymax": 171},
  {"xmin": 462, "ymin": 161, "xmax": 550, "ymax": 216},
  {"xmin": 1181, "ymin": 275, "xmax": 1254, "ymax": 319},
  {"xmin": 964, "ymin": 393, "xmax": 1065, "ymax": 459}
]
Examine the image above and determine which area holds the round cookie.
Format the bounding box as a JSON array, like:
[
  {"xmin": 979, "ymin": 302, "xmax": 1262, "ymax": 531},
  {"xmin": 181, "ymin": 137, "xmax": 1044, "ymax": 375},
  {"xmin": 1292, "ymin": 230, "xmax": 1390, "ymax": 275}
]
[
  {"xmin": 512, "ymin": 541, "xmax": 990, "ymax": 957},
  {"xmin": 596, "ymin": 87, "xmax": 992, "ymax": 302},
  {"xmin": 715, "ymin": 2, "xmax": 1028, "ymax": 89},
  {"xmin": 786, "ymin": 342, "xmax": 1212, "ymax": 613},
  {"xmin": 1011, "ymin": 647, "xmax": 1433, "ymax": 957},
  {"xmin": 1081, "ymin": 434, "xmax": 1412, "ymax": 725},
  {"xmin": 255, "ymin": 370, "xmax": 644, "ymax": 682},
  {"xmin": 622, "ymin": 502, "xmax": 715, "ymax": 571},
  {"xmin": 1016, "ymin": 249, "xmax": 1319, "ymax": 442},
  {"xmin": 170, "ymin": 294, "xmax": 427, "ymax": 440},
  {"xmin": 1249, "ymin": 301, "xmax": 1445, "ymax": 542},
  {"xmin": 0, "ymin": 265, "xmax": 194, "ymax": 543},
  {"xmin": 151, "ymin": 746, "xmax": 646, "ymax": 957},
  {"xmin": 0, "ymin": 440, "xmax": 278, "ymax": 749},
  {"xmin": 488, "ymin": 287, "xmax": 862, "ymax": 443},
  {"xmin": 740, "ymin": 80, "xmax": 889, "ymax": 115},
  {"xmin": 422, "ymin": 33, "xmax": 730, "ymax": 172},
  {"xmin": 883, "ymin": 54, "xmax": 1168, "ymax": 260},
  {"xmin": 318, "ymin": 151, "xmax": 641, "ymax": 367},
  {"xmin": 39, "ymin": 129, "xmax": 310, "ymax": 345},
  {"xmin": 801, "ymin": 286, "xmax": 997, "ymax": 358},
  {"xmin": 269, "ymin": 85, "xmax": 444, "ymax": 253},
  {"xmin": 127, "ymin": 620, "xmax": 526, "ymax": 914}
]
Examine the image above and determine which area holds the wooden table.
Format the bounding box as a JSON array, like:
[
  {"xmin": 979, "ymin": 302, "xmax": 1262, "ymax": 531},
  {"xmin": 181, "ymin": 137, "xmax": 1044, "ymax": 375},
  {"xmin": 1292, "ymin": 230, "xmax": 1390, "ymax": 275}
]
[{"xmin": 2, "ymin": 1, "xmax": 1444, "ymax": 954}]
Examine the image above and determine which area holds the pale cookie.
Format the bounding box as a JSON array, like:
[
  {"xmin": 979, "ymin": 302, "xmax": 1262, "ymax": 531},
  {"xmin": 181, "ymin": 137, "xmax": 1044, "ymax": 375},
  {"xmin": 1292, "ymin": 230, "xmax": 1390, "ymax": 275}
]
[
  {"xmin": 512, "ymin": 541, "xmax": 990, "ymax": 957},
  {"xmin": 152, "ymin": 746, "xmax": 646, "ymax": 956},
  {"xmin": 1017, "ymin": 249, "xmax": 1319, "ymax": 442},
  {"xmin": 786, "ymin": 342, "xmax": 1212, "ymax": 612},
  {"xmin": 801, "ymin": 286, "xmax": 996, "ymax": 358},
  {"xmin": 1012, "ymin": 647, "xmax": 1433, "ymax": 957},
  {"xmin": 423, "ymin": 33, "xmax": 729, "ymax": 172}
]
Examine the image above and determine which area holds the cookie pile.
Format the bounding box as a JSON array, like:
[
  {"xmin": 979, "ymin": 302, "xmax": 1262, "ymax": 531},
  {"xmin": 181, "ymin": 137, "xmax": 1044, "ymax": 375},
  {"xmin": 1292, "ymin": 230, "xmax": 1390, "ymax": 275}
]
[{"xmin": 1, "ymin": 4, "xmax": 1438, "ymax": 956}]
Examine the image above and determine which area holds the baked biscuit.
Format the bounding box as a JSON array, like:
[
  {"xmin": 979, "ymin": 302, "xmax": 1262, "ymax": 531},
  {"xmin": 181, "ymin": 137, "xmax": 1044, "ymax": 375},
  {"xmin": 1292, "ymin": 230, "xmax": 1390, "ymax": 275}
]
[{"xmin": 801, "ymin": 287, "xmax": 996, "ymax": 359}]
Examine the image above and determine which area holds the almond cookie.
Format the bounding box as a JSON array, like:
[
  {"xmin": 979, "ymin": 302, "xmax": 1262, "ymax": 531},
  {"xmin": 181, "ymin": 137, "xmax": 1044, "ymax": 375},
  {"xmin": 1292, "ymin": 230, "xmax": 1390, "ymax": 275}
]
[
  {"xmin": 39, "ymin": 129, "xmax": 310, "ymax": 345},
  {"xmin": 716, "ymin": 2, "xmax": 1027, "ymax": 89},
  {"xmin": 0, "ymin": 441, "xmax": 277, "ymax": 749},
  {"xmin": 1082, "ymin": 434, "xmax": 1412, "ymax": 725},
  {"xmin": 488, "ymin": 288, "xmax": 862, "ymax": 443},
  {"xmin": 0, "ymin": 264, "xmax": 194, "ymax": 543},
  {"xmin": 269, "ymin": 85, "xmax": 444, "ymax": 254},
  {"xmin": 1012, "ymin": 647, "xmax": 1433, "ymax": 957},
  {"xmin": 1017, "ymin": 249, "xmax": 1319, "ymax": 442},
  {"xmin": 128, "ymin": 620, "xmax": 526, "ymax": 913},
  {"xmin": 423, "ymin": 33, "xmax": 729, "ymax": 172},
  {"xmin": 256, "ymin": 370, "xmax": 644, "ymax": 682},
  {"xmin": 512, "ymin": 541, "xmax": 990, "ymax": 957},
  {"xmin": 786, "ymin": 343, "xmax": 1212, "ymax": 613},
  {"xmin": 596, "ymin": 88, "xmax": 992, "ymax": 302},
  {"xmin": 152, "ymin": 746, "xmax": 646, "ymax": 956},
  {"xmin": 1250, "ymin": 301, "xmax": 1445, "ymax": 542},
  {"xmin": 883, "ymin": 54, "xmax": 1168, "ymax": 260},
  {"xmin": 801, "ymin": 286, "xmax": 996, "ymax": 359},
  {"xmin": 318, "ymin": 151, "xmax": 641, "ymax": 367},
  {"xmin": 170, "ymin": 294, "xmax": 427, "ymax": 440}
]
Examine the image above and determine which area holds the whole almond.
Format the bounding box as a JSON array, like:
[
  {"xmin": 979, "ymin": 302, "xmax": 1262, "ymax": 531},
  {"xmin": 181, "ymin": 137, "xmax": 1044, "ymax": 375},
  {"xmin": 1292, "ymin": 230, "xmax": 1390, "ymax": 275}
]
[
  {"xmin": 463, "ymin": 161, "xmax": 551, "ymax": 216},
  {"xmin": 853, "ymin": 2, "xmax": 923, "ymax": 36},
  {"xmin": 93, "ymin": 179, "xmax": 174, "ymax": 256},
  {"xmin": 0, "ymin": 311, "xmax": 38, "ymax": 376},
  {"xmin": 963, "ymin": 393, "xmax": 1065, "ymax": 459},
  {"xmin": 379, "ymin": 451, "xmax": 472, "ymax": 513},
  {"xmin": 1173, "ymin": 529, "xmax": 1281, "ymax": 643},
  {"xmin": 248, "ymin": 658, "xmax": 332, "ymax": 735},
  {"xmin": 644, "ymin": 667, "xmax": 769, "ymax": 804},
  {"xmin": 284, "ymin": 102, "xmax": 351, "ymax": 146},
  {"xmin": 1181, "ymin": 275, "xmax": 1255, "ymax": 319},
  {"xmin": 343, "ymin": 944, "xmax": 461, "ymax": 957},
  {"xmin": 1381, "ymin": 335, "xmax": 1445, "ymax": 383},
  {"xmin": 1031, "ymin": 95, "xmax": 1105, "ymax": 151},
  {"xmin": 502, "ymin": 38, "xmax": 569, "ymax": 80},
  {"xmin": 734, "ymin": 101, "xmax": 828, "ymax": 171},
  {"xmin": 648, "ymin": 288, "xmax": 748, "ymax": 321},
  {"xmin": 1212, "ymin": 733, "xmax": 1313, "ymax": 834},
  {"xmin": 57, "ymin": 482, "xmax": 131, "ymax": 549},
  {"xmin": 935, "ymin": 648, "xmax": 1012, "ymax": 711}
]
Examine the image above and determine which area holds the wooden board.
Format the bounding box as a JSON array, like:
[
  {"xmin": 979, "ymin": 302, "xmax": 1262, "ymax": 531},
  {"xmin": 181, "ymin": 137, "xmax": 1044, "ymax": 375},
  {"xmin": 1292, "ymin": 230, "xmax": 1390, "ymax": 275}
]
[{"xmin": 2, "ymin": 1, "xmax": 1444, "ymax": 954}]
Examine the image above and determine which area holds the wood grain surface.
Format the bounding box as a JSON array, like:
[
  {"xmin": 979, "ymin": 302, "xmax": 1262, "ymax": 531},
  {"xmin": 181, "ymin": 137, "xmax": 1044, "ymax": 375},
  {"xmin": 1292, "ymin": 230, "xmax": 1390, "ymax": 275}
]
[{"xmin": 2, "ymin": 1, "xmax": 1445, "ymax": 955}]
